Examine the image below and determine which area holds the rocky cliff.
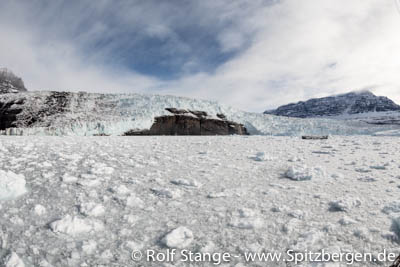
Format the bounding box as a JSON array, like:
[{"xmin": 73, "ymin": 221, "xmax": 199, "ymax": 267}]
[
  {"xmin": 124, "ymin": 108, "xmax": 248, "ymax": 135},
  {"xmin": 265, "ymin": 91, "xmax": 400, "ymax": 118}
]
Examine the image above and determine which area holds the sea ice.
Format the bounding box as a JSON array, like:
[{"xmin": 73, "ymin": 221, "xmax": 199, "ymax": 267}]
[{"xmin": 0, "ymin": 170, "xmax": 27, "ymax": 201}]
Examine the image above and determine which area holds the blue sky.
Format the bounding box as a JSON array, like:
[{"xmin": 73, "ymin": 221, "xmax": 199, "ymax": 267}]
[{"xmin": 1, "ymin": 0, "xmax": 400, "ymax": 111}]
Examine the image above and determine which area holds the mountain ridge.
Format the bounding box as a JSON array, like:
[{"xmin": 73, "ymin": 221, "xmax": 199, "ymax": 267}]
[{"xmin": 264, "ymin": 90, "xmax": 400, "ymax": 118}]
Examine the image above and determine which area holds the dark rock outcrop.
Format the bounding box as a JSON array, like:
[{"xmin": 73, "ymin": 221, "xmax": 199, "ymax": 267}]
[
  {"xmin": 0, "ymin": 98, "xmax": 25, "ymax": 130},
  {"xmin": 0, "ymin": 91, "xmax": 73, "ymax": 130},
  {"xmin": 0, "ymin": 68, "xmax": 27, "ymax": 94},
  {"xmin": 302, "ymin": 135, "xmax": 328, "ymax": 140},
  {"xmin": 265, "ymin": 90, "xmax": 400, "ymax": 118},
  {"xmin": 124, "ymin": 108, "xmax": 248, "ymax": 136}
]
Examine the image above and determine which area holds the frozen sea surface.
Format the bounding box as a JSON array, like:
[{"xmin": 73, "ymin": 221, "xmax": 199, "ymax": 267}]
[{"xmin": 0, "ymin": 136, "xmax": 399, "ymax": 266}]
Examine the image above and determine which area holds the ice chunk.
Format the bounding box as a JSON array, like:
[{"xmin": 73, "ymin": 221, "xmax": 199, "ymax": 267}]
[
  {"xmin": 125, "ymin": 240, "xmax": 144, "ymax": 251},
  {"xmin": 79, "ymin": 202, "xmax": 105, "ymax": 217},
  {"xmin": 353, "ymin": 227, "xmax": 371, "ymax": 241},
  {"xmin": 292, "ymin": 230, "xmax": 324, "ymax": 251},
  {"xmin": 4, "ymin": 251, "xmax": 25, "ymax": 267},
  {"xmin": 228, "ymin": 217, "xmax": 263, "ymax": 229},
  {"xmin": 282, "ymin": 219, "xmax": 300, "ymax": 234},
  {"xmin": 285, "ymin": 165, "xmax": 325, "ymax": 181},
  {"xmin": 50, "ymin": 215, "xmax": 104, "ymax": 236},
  {"xmin": 238, "ymin": 208, "xmax": 256, "ymax": 218},
  {"xmin": 114, "ymin": 185, "xmax": 130, "ymax": 195},
  {"xmin": 229, "ymin": 208, "xmax": 263, "ymax": 229},
  {"xmin": 251, "ymin": 152, "xmax": 273, "ymax": 162},
  {"xmin": 391, "ymin": 216, "xmax": 400, "ymax": 238},
  {"xmin": 61, "ymin": 173, "xmax": 78, "ymax": 184},
  {"xmin": 338, "ymin": 216, "xmax": 357, "ymax": 226},
  {"xmin": 91, "ymin": 163, "xmax": 114, "ymax": 175},
  {"xmin": 382, "ymin": 201, "xmax": 400, "ymax": 214},
  {"xmin": 80, "ymin": 240, "xmax": 97, "ymax": 255},
  {"xmin": 171, "ymin": 178, "xmax": 201, "ymax": 188},
  {"xmin": 126, "ymin": 194, "xmax": 144, "ymax": 208},
  {"xmin": 0, "ymin": 170, "xmax": 27, "ymax": 201},
  {"xmin": 151, "ymin": 188, "xmax": 182, "ymax": 199},
  {"xmin": 370, "ymin": 165, "xmax": 387, "ymax": 170},
  {"xmin": 288, "ymin": 209, "xmax": 306, "ymax": 219},
  {"xmin": 207, "ymin": 191, "xmax": 229, "ymax": 198},
  {"xmin": 329, "ymin": 198, "xmax": 361, "ymax": 212},
  {"xmin": 161, "ymin": 226, "xmax": 194, "ymax": 249},
  {"xmin": 33, "ymin": 204, "xmax": 46, "ymax": 216}
]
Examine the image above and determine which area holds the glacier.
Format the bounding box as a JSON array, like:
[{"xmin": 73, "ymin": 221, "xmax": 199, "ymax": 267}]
[{"xmin": 1, "ymin": 91, "xmax": 400, "ymax": 136}]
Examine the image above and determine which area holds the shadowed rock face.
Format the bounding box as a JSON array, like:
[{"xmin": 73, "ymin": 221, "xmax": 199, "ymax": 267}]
[
  {"xmin": 0, "ymin": 98, "xmax": 25, "ymax": 130},
  {"xmin": 124, "ymin": 108, "xmax": 249, "ymax": 136},
  {"xmin": 0, "ymin": 91, "xmax": 72, "ymax": 130}
]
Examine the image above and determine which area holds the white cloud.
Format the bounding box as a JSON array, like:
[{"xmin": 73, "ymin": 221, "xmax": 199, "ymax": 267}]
[
  {"xmin": 161, "ymin": 0, "xmax": 400, "ymax": 111},
  {"xmin": 0, "ymin": 0, "xmax": 399, "ymax": 112},
  {"xmin": 0, "ymin": 26, "xmax": 157, "ymax": 94}
]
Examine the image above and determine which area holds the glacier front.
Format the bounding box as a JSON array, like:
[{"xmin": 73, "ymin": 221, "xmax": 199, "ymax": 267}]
[{"xmin": 1, "ymin": 91, "xmax": 400, "ymax": 136}]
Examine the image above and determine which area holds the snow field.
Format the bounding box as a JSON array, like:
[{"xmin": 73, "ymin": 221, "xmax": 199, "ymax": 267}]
[{"xmin": 0, "ymin": 135, "xmax": 399, "ymax": 266}]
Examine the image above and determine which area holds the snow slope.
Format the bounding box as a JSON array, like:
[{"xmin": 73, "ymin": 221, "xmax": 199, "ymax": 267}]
[
  {"xmin": 1, "ymin": 92, "xmax": 400, "ymax": 136},
  {"xmin": 0, "ymin": 136, "xmax": 399, "ymax": 266}
]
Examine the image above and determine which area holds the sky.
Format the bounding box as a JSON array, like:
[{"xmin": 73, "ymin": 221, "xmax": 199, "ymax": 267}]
[{"xmin": 0, "ymin": 0, "xmax": 400, "ymax": 112}]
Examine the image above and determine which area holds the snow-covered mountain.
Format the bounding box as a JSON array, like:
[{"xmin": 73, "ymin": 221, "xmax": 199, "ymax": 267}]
[
  {"xmin": 0, "ymin": 68, "xmax": 27, "ymax": 94},
  {"xmin": 1, "ymin": 91, "xmax": 400, "ymax": 136},
  {"xmin": 264, "ymin": 90, "xmax": 400, "ymax": 118}
]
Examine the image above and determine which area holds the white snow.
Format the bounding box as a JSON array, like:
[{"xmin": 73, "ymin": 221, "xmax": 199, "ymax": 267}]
[{"xmin": 0, "ymin": 170, "xmax": 27, "ymax": 201}]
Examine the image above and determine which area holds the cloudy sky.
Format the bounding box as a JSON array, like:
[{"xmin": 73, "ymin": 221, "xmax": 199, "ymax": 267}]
[{"xmin": 1, "ymin": 0, "xmax": 399, "ymax": 111}]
